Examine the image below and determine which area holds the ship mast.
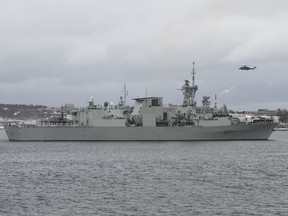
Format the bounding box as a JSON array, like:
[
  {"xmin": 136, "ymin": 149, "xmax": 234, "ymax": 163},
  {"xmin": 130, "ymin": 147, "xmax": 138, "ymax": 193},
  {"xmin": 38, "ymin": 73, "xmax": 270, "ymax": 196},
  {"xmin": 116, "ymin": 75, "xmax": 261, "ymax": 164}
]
[
  {"xmin": 192, "ymin": 61, "xmax": 196, "ymax": 86},
  {"xmin": 181, "ymin": 61, "xmax": 198, "ymax": 107},
  {"xmin": 123, "ymin": 83, "xmax": 128, "ymax": 106}
]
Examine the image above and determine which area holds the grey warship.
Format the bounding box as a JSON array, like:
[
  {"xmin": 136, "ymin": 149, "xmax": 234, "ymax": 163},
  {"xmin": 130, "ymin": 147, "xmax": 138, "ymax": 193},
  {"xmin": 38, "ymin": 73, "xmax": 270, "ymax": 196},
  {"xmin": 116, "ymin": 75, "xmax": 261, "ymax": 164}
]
[{"xmin": 4, "ymin": 64, "xmax": 277, "ymax": 141}]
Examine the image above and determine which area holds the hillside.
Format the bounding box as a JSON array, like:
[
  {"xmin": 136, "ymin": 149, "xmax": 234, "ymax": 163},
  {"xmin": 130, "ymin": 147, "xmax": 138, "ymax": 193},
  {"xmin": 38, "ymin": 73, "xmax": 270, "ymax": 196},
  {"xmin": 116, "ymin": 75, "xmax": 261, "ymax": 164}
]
[{"xmin": 0, "ymin": 104, "xmax": 49, "ymax": 120}]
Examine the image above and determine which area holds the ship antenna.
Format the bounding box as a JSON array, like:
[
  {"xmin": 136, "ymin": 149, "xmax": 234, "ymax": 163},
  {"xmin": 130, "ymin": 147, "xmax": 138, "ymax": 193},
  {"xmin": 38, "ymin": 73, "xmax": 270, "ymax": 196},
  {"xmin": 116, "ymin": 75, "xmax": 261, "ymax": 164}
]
[
  {"xmin": 214, "ymin": 94, "xmax": 217, "ymax": 107},
  {"xmin": 123, "ymin": 83, "xmax": 128, "ymax": 106},
  {"xmin": 192, "ymin": 61, "xmax": 196, "ymax": 86}
]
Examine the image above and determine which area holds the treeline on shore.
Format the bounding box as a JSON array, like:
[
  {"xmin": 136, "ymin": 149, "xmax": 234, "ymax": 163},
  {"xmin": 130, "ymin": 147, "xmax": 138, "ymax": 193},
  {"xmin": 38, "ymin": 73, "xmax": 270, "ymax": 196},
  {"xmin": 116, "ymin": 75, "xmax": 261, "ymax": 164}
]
[
  {"xmin": 0, "ymin": 104, "xmax": 48, "ymax": 120},
  {"xmin": 0, "ymin": 104, "xmax": 47, "ymax": 109},
  {"xmin": 276, "ymin": 109, "xmax": 288, "ymax": 123}
]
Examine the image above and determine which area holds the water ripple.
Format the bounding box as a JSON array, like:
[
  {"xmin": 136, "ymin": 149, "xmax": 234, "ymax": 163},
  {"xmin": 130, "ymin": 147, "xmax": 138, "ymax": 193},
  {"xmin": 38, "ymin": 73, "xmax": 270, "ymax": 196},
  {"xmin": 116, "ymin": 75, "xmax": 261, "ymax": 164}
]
[{"xmin": 0, "ymin": 131, "xmax": 288, "ymax": 215}]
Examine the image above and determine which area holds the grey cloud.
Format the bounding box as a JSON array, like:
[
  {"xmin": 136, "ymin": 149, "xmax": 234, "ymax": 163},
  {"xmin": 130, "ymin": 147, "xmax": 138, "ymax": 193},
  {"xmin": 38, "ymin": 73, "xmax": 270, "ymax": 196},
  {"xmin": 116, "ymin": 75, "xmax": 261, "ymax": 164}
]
[{"xmin": 0, "ymin": 0, "xmax": 287, "ymax": 110}]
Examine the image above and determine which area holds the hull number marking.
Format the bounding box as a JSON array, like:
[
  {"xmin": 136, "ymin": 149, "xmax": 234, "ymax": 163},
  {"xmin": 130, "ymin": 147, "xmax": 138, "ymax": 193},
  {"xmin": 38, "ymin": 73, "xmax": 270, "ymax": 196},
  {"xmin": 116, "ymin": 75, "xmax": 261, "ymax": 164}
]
[{"xmin": 224, "ymin": 130, "xmax": 234, "ymax": 134}]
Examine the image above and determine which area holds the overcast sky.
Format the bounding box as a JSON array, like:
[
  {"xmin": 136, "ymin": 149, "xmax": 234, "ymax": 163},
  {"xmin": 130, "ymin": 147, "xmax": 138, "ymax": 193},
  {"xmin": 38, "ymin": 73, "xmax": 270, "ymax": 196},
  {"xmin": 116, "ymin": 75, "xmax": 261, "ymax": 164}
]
[{"xmin": 0, "ymin": 0, "xmax": 287, "ymax": 111}]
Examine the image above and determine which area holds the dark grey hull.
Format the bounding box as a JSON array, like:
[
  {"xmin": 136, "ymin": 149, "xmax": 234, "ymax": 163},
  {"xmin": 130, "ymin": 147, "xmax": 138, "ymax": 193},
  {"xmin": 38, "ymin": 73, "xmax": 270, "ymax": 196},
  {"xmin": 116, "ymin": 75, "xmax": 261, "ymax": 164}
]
[{"xmin": 5, "ymin": 123, "xmax": 277, "ymax": 141}]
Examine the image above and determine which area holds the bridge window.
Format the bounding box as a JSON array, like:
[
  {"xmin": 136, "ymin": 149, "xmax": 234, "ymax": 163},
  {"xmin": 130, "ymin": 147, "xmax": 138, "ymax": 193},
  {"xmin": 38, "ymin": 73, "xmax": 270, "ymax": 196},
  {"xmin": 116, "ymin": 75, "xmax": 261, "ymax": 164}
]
[{"xmin": 152, "ymin": 99, "xmax": 160, "ymax": 106}]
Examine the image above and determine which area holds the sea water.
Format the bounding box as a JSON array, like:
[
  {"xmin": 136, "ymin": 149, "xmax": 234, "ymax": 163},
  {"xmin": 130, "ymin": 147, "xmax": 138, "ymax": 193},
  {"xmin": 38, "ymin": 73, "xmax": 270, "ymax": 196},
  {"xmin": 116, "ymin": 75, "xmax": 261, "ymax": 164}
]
[{"xmin": 0, "ymin": 130, "xmax": 287, "ymax": 216}]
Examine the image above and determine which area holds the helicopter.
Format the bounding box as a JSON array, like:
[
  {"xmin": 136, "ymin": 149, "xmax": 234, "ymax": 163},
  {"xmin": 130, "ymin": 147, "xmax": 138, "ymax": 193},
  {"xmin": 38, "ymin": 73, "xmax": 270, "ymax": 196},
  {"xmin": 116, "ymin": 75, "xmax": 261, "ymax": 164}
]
[{"xmin": 239, "ymin": 65, "xmax": 256, "ymax": 70}]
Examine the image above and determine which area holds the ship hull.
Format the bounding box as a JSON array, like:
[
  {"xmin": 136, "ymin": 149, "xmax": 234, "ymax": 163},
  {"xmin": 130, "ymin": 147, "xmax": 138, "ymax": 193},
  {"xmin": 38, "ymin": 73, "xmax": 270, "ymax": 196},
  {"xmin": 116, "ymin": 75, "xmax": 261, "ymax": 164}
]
[{"xmin": 5, "ymin": 123, "xmax": 277, "ymax": 141}]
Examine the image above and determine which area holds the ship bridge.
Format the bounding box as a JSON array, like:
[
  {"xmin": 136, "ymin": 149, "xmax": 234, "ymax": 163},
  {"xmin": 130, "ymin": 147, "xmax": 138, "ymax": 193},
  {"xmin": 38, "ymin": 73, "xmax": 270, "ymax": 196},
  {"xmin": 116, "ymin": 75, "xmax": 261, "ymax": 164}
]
[
  {"xmin": 131, "ymin": 97, "xmax": 163, "ymax": 127},
  {"xmin": 132, "ymin": 97, "xmax": 162, "ymax": 106}
]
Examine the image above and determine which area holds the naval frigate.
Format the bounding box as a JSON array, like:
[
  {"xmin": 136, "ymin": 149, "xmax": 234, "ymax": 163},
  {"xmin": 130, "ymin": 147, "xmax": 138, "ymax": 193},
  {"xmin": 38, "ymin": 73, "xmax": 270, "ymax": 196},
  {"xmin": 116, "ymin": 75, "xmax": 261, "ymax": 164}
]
[{"xmin": 4, "ymin": 63, "xmax": 277, "ymax": 141}]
